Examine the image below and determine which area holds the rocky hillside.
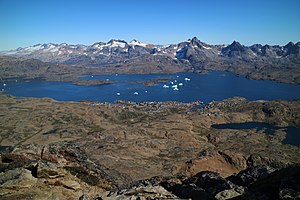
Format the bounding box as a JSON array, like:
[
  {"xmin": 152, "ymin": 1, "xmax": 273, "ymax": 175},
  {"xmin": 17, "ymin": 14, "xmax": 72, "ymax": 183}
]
[
  {"xmin": 1, "ymin": 37, "xmax": 300, "ymax": 84},
  {"xmin": 0, "ymin": 94, "xmax": 299, "ymax": 199}
]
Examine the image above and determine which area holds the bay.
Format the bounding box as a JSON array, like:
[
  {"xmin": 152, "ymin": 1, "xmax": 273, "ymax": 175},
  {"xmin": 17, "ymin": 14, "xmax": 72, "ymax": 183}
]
[{"xmin": 2, "ymin": 71, "xmax": 300, "ymax": 103}]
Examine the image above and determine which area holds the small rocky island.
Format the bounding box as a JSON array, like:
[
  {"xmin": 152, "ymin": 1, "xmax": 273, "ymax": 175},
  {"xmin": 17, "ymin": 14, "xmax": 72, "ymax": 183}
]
[{"xmin": 72, "ymin": 79, "xmax": 116, "ymax": 86}]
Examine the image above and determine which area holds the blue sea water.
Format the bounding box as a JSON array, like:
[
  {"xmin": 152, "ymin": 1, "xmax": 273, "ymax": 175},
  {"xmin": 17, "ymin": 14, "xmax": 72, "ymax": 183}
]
[{"xmin": 1, "ymin": 71, "xmax": 300, "ymax": 103}]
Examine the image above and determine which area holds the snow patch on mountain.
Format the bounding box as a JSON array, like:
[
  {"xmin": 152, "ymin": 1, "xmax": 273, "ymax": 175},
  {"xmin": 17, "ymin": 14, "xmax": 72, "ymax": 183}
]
[{"xmin": 129, "ymin": 39, "xmax": 147, "ymax": 48}]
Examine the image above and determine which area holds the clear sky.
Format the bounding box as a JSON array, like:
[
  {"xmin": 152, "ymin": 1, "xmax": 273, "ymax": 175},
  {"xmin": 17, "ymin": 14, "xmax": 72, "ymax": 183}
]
[{"xmin": 0, "ymin": 0, "xmax": 299, "ymax": 50}]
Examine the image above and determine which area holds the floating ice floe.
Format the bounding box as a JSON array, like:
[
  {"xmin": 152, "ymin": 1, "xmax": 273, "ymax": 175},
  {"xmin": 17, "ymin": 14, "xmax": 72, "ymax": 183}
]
[
  {"xmin": 106, "ymin": 79, "xmax": 110, "ymax": 81},
  {"xmin": 174, "ymin": 80, "xmax": 177, "ymax": 83},
  {"xmin": 91, "ymin": 75, "xmax": 94, "ymax": 78},
  {"xmin": 134, "ymin": 92, "xmax": 139, "ymax": 95},
  {"xmin": 184, "ymin": 78, "xmax": 191, "ymax": 81},
  {"xmin": 173, "ymin": 87, "xmax": 179, "ymax": 91},
  {"xmin": 178, "ymin": 83, "xmax": 183, "ymax": 86},
  {"xmin": 172, "ymin": 85, "xmax": 179, "ymax": 91},
  {"xmin": 176, "ymin": 75, "xmax": 179, "ymax": 78},
  {"xmin": 163, "ymin": 85, "xmax": 169, "ymax": 88},
  {"xmin": 117, "ymin": 92, "xmax": 121, "ymax": 96},
  {"xmin": 171, "ymin": 82, "xmax": 174, "ymax": 85},
  {"xmin": 3, "ymin": 83, "xmax": 6, "ymax": 87},
  {"xmin": 145, "ymin": 91, "xmax": 148, "ymax": 93}
]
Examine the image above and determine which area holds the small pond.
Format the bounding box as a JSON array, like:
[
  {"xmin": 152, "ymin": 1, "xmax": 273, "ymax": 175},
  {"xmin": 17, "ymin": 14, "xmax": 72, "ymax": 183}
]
[{"xmin": 211, "ymin": 122, "xmax": 300, "ymax": 147}]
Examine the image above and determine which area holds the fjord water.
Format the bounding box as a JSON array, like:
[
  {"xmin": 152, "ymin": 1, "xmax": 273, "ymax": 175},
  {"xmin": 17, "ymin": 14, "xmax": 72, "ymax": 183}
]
[{"xmin": 2, "ymin": 71, "xmax": 300, "ymax": 103}]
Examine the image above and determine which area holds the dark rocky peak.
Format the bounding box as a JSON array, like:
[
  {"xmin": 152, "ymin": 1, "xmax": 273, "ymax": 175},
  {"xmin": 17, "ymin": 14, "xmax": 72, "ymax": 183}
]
[
  {"xmin": 189, "ymin": 37, "xmax": 208, "ymax": 48},
  {"xmin": 250, "ymin": 44, "xmax": 263, "ymax": 49},
  {"xmin": 57, "ymin": 43, "xmax": 69, "ymax": 47},
  {"xmin": 191, "ymin": 36, "xmax": 200, "ymax": 43},
  {"xmin": 284, "ymin": 41, "xmax": 295, "ymax": 48},
  {"xmin": 92, "ymin": 42, "xmax": 106, "ymax": 47},
  {"xmin": 250, "ymin": 44, "xmax": 263, "ymax": 54},
  {"xmin": 261, "ymin": 44, "xmax": 270, "ymax": 51},
  {"xmin": 284, "ymin": 41, "xmax": 299, "ymax": 55},
  {"xmin": 130, "ymin": 39, "xmax": 139, "ymax": 43},
  {"xmin": 33, "ymin": 43, "xmax": 42, "ymax": 47},
  {"xmin": 253, "ymin": 44, "xmax": 262, "ymax": 48},
  {"xmin": 264, "ymin": 44, "xmax": 271, "ymax": 49},
  {"xmin": 260, "ymin": 44, "xmax": 281, "ymax": 57},
  {"xmin": 107, "ymin": 39, "xmax": 127, "ymax": 44},
  {"xmin": 42, "ymin": 43, "xmax": 57, "ymax": 48},
  {"xmin": 228, "ymin": 41, "xmax": 244, "ymax": 50},
  {"xmin": 221, "ymin": 41, "xmax": 248, "ymax": 57}
]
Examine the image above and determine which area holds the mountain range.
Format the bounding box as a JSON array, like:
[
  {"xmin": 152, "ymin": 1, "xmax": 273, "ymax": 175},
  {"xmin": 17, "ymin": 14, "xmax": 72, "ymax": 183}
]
[{"xmin": 1, "ymin": 37, "xmax": 300, "ymax": 83}]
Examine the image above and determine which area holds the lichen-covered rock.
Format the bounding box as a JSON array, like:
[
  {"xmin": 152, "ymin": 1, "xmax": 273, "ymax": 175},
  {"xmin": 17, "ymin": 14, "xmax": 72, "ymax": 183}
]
[
  {"xmin": 215, "ymin": 187, "xmax": 244, "ymax": 200},
  {"xmin": 58, "ymin": 179, "xmax": 81, "ymax": 190},
  {"xmin": 105, "ymin": 185, "xmax": 179, "ymax": 200},
  {"xmin": 25, "ymin": 160, "xmax": 63, "ymax": 179},
  {"xmin": 37, "ymin": 161, "xmax": 61, "ymax": 178},
  {"xmin": 0, "ymin": 168, "xmax": 37, "ymax": 189},
  {"xmin": 162, "ymin": 171, "xmax": 243, "ymax": 200},
  {"xmin": 227, "ymin": 165, "xmax": 275, "ymax": 186}
]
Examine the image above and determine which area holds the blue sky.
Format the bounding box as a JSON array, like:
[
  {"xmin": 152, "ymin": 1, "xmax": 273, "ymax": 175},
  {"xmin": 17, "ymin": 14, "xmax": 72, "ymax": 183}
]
[{"xmin": 0, "ymin": 0, "xmax": 299, "ymax": 50}]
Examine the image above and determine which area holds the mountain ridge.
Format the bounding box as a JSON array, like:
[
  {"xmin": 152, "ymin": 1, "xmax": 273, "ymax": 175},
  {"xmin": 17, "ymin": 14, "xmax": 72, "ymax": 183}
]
[
  {"xmin": 2, "ymin": 37, "xmax": 299, "ymax": 64},
  {"xmin": 1, "ymin": 37, "xmax": 300, "ymax": 84}
]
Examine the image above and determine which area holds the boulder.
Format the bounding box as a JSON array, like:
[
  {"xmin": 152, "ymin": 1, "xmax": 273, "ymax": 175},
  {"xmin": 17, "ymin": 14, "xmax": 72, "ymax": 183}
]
[
  {"xmin": 106, "ymin": 185, "xmax": 179, "ymax": 200},
  {"xmin": 37, "ymin": 161, "xmax": 61, "ymax": 178},
  {"xmin": 215, "ymin": 188, "xmax": 244, "ymax": 200},
  {"xmin": 167, "ymin": 183, "xmax": 211, "ymax": 200},
  {"xmin": 162, "ymin": 171, "xmax": 242, "ymax": 200},
  {"xmin": 25, "ymin": 160, "xmax": 62, "ymax": 179},
  {"xmin": 58, "ymin": 179, "xmax": 81, "ymax": 190},
  {"xmin": 79, "ymin": 194, "xmax": 89, "ymax": 200},
  {"xmin": 227, "ymin": 165, "xmax": 275, "ymax": 186},
  {"xmin": 0, "ymin": 168, "xmax": 37, "ymax": 189},
  {"xmin": 236, "ymin": 165, "xmax": 300, "ymax": 199}
]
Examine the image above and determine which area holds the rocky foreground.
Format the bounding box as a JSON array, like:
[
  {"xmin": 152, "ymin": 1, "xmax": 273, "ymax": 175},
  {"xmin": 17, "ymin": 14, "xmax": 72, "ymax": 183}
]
[{"xmin": 0, "ymin": 94, "xmax": 299, "ymax": 199}]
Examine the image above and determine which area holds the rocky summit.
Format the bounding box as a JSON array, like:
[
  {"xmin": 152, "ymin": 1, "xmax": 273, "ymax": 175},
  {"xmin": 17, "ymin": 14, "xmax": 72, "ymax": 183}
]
[
  {"xmin": 1, "ymin": 37, "xmax": 300, "ymax": 84},
  {"xmin": 0, "ymin": 94, "xmax": 299, "ymax": 199}
]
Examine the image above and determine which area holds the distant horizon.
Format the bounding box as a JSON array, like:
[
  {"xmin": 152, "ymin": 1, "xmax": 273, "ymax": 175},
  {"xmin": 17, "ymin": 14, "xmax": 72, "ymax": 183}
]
[
  {"xmin": 1, "ymin": 36, "xmax": 300, "ymax": 51},
  {"xmin": 1, "ymin": 0, "xmax": 299, "ymax": 51}
]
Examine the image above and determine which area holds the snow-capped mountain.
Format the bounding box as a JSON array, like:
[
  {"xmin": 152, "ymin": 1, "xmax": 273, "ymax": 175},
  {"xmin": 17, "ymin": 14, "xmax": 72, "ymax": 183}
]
[
  {"xmin": 2, "ymin": 39, "xmax": 156, "ymax": 63},
  {"xmin": 1, "ymin": 37, "xmax": 299, "ymax": 68},
  {"xmin": 1, "ymin": 37, "xmax": 300, "ymax": 84}
]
